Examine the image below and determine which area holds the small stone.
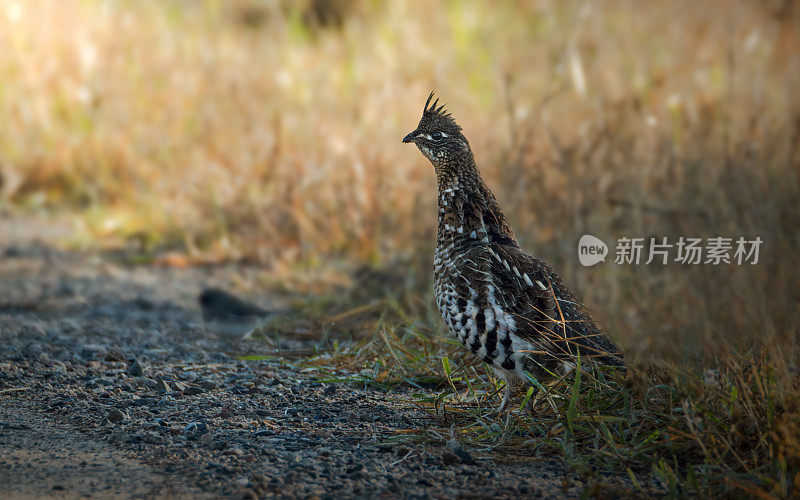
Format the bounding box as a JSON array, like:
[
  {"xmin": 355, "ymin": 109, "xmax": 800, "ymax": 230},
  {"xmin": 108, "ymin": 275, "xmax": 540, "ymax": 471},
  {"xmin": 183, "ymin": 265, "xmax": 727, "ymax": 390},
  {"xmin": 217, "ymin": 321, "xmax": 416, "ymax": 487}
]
[
  {"xmin": 107, "ymin": 408, "xmax": 128, "ymax": 423},
  {"xmin": 134, "ymin": 296, "xmax": 155, "ymax": 310},
  {"xmin": 50, "ymin": 362, "xmax": 67, "ymax": 375},
  {"xmin": 442, "ymin": 451, "xmax": 460, "ymax": 465},
  {"xmin": 241, "ymin": 489, "xmax": 257, "ymax": 499},
  {"xmin": 79, "ymin": 344, "xmax": 107, "ymax": 360},
  {"xmin": 140, "ymin": 377, "xmax": 157, "ymax": 389},
  {"xmin": 155, "ymin": 378, "xmax": 171, "ymax": 393},
  {"xmin": 185, "ymin": 421, "xmax": 208, "ymax": 435},
  {"xmin": 200, "ymin": 380, "xmax": 217, "ymax": 390},
  {"xmin": 345, "ymin": 467, "xmax": 366, "ymax": 481},
  {"xmin": 445, "ymin": 439, "xmax": 475, "ymax": 465},
  {"xmin": 225, "ymin": 447, "xmax": 244, "ymax": 456},
  {"xmin": 4, "ymin": 245, "xmax": 23, "ymax": 257},
  {"xmin": 143, "ymin": 431, "xmax": 164, "ymax": 444},
  {"xmin": 323, "ymin": 385, "xmax": 337, "ymax": 396},
  {"xmin": 105, "ymin": 351, "xmax": 125, "ymax": 362},
  {"xmin": 211, "ymin": 440, "xmax": 228, "ymax": 451},
  {"xmin": 128, "ymin": 359, "xmax": 143, "ymax": 377}
]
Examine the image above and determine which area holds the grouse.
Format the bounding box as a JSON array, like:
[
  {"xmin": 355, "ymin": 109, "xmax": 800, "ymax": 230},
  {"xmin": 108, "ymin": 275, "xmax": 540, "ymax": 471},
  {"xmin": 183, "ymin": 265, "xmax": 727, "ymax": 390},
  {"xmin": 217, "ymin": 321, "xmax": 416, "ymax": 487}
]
[{"xmin": 403, "ymin": 93, "xmax": 624, "ymax": 411}]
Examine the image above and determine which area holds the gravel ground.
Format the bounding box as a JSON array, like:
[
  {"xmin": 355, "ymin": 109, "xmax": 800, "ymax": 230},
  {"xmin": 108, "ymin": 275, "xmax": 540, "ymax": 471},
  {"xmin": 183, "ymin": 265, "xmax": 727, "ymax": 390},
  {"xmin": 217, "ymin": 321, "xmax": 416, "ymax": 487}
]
[{"xmin": 0, "ymin": 215, "xmax": 581, "ymax": 498}]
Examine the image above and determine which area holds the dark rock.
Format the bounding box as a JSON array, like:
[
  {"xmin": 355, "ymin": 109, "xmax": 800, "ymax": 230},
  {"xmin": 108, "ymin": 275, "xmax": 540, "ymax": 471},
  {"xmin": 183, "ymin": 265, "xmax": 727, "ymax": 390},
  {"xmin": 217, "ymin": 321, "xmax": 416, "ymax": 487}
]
[
  {"xmin": 107, "ymin": 408, "xmax": 128, "ymax": 423},
  {"xmin": 104, "ymin": 350, "xmax": 126, "ymax": 362},
  {"xmin": 127, "ymin": 359, "xmax": 143, "ymax": 377},
  {"xmin": 143, "ymin": 430, "xmax": 165, "ymax": 444},
  {"xmin": 442, "ymin": 451, "xmax": 460, "ymax": 465},
  {"xmin": 4, "ymin": 245, "xmax": 23, "ymax": 257},
  {"xmin": 155, "ymin": 377, "xmax": 170, "ymax": 393},
  {"xmin": 80, "ymin": 344, "xmax": 107, "ymax": 360},
  {"xmin": 445, "ymin": 439, "xmax": 475, "ymax": 465},
  {"xmin": 134, "ymin": 296, "xmax": 156, "ymax": 310},
  {"xmin": 185, "ymin": 421, "xmax": 208, "ymax": 436}
]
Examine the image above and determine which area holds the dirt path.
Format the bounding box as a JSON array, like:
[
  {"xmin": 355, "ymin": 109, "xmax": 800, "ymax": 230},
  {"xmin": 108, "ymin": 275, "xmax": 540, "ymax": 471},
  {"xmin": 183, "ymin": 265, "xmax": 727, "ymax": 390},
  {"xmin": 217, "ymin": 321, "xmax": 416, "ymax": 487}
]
[
  {"xmin": 0, "ymin": 399, "xmax": 195, "ymax": 499},
  {"xmin": 0, "ymin": 214, "xmax": 580, "ymax": 498}
]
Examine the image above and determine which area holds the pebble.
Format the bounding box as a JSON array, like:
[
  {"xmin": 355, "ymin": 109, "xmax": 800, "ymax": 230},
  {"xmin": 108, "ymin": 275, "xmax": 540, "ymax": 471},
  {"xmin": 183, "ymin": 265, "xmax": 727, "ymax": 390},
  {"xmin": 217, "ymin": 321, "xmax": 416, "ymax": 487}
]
[
  {"xmin": 442, "ymin": 451, "xmax": 461, "ymax": 465},
  {"xmin": 79, "ymin": 344, "xmax": 107, "ymax": 360},
  {"xmin": 445, "ymin": 439, "xmax": 475, "ymax": 465},
  {"xmin": 155, "ymin": 378, "xmax": 171, "ymax": 393},
  {"xmin": 127, "ymin": 359, "xmax": 144, "ymax": 377},
  {"xmin": 143, "ymin": 431, "xmax": 164, "ymax": 444},
  {"xmin": 185, "ymin": 421, "xmax": 209, "ymax": 435},
  {"xmin": 107, "ymin": 408, "xmax": 129, "ymax": 423}
]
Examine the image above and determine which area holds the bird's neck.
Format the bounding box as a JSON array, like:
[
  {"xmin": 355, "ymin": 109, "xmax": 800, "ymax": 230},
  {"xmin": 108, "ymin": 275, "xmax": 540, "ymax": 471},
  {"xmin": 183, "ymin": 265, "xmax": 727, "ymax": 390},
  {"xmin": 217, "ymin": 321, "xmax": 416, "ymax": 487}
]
[{"xmin": 436, "ymin": 163, "xmax": 516, "ymax": 247}]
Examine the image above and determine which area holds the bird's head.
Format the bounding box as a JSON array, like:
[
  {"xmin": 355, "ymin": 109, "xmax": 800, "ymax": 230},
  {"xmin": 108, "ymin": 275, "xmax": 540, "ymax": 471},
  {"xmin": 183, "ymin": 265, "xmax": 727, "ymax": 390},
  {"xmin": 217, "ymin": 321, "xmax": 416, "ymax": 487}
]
[{"xmin": 403, "ymin": 93, "xmax": 471, "ymax": 170}]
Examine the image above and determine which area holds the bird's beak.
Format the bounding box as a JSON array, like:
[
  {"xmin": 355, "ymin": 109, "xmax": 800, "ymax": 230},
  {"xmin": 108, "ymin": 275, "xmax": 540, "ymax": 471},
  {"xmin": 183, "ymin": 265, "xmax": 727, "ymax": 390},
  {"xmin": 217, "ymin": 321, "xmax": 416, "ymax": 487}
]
[{"xmin": 402, "ymin": 131, "xmax": 418, "ymax": 144}]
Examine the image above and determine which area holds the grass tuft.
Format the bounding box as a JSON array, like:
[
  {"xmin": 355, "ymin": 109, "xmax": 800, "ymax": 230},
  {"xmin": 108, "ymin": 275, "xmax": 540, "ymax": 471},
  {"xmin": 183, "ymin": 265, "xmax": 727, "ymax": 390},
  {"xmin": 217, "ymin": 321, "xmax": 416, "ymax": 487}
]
[{"xmin": 255, "ymin": 292, "xmax": 799, "ymax": 497}]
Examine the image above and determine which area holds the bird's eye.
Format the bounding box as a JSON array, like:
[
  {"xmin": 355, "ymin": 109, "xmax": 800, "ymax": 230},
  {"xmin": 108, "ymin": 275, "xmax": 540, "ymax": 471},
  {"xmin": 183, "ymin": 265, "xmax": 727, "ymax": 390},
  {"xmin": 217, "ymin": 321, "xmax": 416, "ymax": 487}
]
[{"xmin": 431, "ymin": 132, "xmax": 443, "ymax": 141}]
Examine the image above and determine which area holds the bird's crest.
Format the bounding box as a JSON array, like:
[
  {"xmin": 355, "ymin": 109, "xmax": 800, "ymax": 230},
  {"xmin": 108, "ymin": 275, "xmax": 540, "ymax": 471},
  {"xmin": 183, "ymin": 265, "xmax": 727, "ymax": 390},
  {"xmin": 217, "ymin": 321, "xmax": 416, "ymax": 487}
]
[
  {"xmin": 419, "ymin": 92, "xmax": 461, "ymax": 133},
  {"xmin": 423, "ymin": 92, "xmax": 450, "ymax": 119}
]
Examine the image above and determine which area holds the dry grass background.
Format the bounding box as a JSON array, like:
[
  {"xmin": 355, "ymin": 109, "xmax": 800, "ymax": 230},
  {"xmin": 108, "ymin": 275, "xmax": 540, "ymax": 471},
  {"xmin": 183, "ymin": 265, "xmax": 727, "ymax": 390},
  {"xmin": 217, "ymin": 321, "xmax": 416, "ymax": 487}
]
[
  {"xmin": 0, "ymin": 0, "xmax": 798, "ymax": 494},
  {"xmin": 1, "ymin": 0, "xmax": 797, "ymax": 356}
]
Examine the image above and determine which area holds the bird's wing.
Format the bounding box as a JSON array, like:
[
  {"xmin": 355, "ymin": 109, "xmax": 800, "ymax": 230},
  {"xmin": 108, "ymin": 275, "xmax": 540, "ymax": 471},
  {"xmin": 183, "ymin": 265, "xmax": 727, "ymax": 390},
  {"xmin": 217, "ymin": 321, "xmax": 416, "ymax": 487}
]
[{"xmin": 486, "ymin": 243, "xmax": 625, "ymax": 367}]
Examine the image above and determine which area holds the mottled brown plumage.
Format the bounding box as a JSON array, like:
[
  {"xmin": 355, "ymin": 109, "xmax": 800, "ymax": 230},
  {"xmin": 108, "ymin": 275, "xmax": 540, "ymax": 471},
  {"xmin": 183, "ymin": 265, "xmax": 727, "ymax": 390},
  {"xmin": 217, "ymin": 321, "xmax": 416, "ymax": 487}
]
[{"xmin": 403, "ymin": 93, "xmax": 624, "ymax": 411}]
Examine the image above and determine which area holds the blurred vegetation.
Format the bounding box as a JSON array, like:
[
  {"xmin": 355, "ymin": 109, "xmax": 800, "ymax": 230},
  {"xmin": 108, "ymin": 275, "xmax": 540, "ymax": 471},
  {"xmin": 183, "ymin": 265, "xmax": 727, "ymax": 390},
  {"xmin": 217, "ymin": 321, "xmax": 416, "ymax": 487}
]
[
  {"xmin": 0, "ymin": 0, "xmax": 798, "ymax": 495},
  {"xmin": 2, "ymin": 0, "xmax": 794, "ymax": 352}
]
